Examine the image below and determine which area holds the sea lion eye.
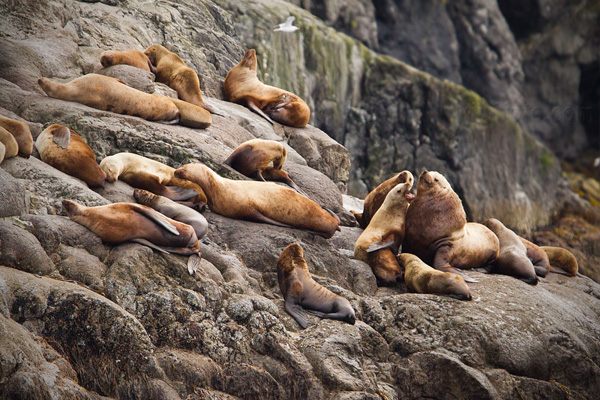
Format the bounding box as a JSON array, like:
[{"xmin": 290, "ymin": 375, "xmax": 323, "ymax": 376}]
[{"xmin": 434, "ymin": 178, "xmax": 439, "ymax": 182}]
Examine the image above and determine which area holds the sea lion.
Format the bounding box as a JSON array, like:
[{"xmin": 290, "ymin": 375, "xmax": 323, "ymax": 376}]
[
  {"xmin": 403, "ymin": 171, "xmax": 499, "ymax": 283},
  {"xmin": 166, "ymin": 97, "xmax": 211, "ymax": 129},
  {"xmin": 0, "ymin": 116, "xmax": 33, "ymax": 158},
  {"xmin": 483, "ymin": 218, "xmax": 538, "ymax": 284},
  {"xmin": 100, "ymin": 50, "xmax": 155, "ymax": 73},
  {"xmin": 174, "ymin": 163, "xmax": 340, "ymax": 238},
  {"xmin": 351, "ymin": 170, "xmax": 413, "ymax": 229},
  {"xmin": 518, "ymin": 237, "xmax": 550, "ymax": 277},
  {"xmin": 224, "ymin": 49, "xmax": 310, "ymax": 128},
  {"xmin": 36, "ymin": 124, "xmax": 107, "ymax": 188},
  {"xmin": 144, "ymin": 44, "xmax": 216, "ymax": 114},
  {"xmin": 277, "ymin": 243, "xmax": 355, "ymax": 329},
  {"xmin": 354, "ymin": 178, "xmax": 415, "ymax": 285},
  {"xmin": 0, "ymin": 126, "xmax": 18, "ymax": 160},
  {"xmin": 540, "ymin": 246, "xmax": 578, "ymax": 276},
  {"xmin": 63, "ymin": 200, "xmax": 201, "ymax": 260},
  {"xmin": 224, "ymin": 138, "xmax": 306, "ymax": 195},
  {"xmin": 134, "ymin": 189, "xmax": 208, "ymax": 240},
  {"xmin": 38, "ymin": 74, "xmax": 179, "ymax": 122},
  {"xmin": 398, "ymin": 253, "xmax": 472, "ymax": 300},
  {"xmin": 100, "ymin": 153, "xmax": 207, "ymax": 208}
]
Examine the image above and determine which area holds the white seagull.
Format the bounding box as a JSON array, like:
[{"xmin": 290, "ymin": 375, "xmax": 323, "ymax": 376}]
[{"xmin": 274, "ymin": 16, "xmax": 299, "ymax": 33}]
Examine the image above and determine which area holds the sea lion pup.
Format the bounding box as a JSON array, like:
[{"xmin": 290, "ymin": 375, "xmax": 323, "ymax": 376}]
[
  {"xmin": 166, "ymin": 97, "xmax": 211, "ymax": 129},
  {"xmin": 483, "ymin": 218, "xmax": 538, "ymax": 284},
  {"xmin": 277, "ymin": 243, "xmax": 355, "ymax": 329},
  {"xmin": 403, "ymin": 171, "xmax": 499, "ymax": 283},
  {"xmin": 354, "ymin": 178, "xmax": 415, "ymax": 285},
  {"xmin": 36, "ymin": 124, "xmax": 107, "ymax": 188},
  {"xmin": 224, "ymin": 138, "xmax": 306, "ymax": 196},
  {"xmin": 100, "ymin": 50, "xmax": 155, "ymax": 72},
  {"xmin": 38, "ymin": 74, "xmax": 179, "ymax": 122},
  {"xmin": 518, "ymin": 237, "xmax": 550, "ymax": 277},
  {"xmin": 541, "ymin": 246, "xmax": 578, "ymax": 276},
  {"xmin": 144, "ymin": 44, "xmax": 217, "ymax": 115},
  {"xmin": 134, "ymin": 189, "xmax": 208, "ymax": 240},
  {"xmin": 174, "ymin": 163, "xmax": 341, "ymax": 238},
  {"xmin": 224, "ymin": 49, "xmax": 310, "ymax": 128},
  {"xmin": 351, "ymin": 170, "xmax": 413, "ymax": 229},
  {"xmin": 0, "ymin": 126, "xmax": 18, "ymax": 160},
  {"xmin": 0, "ymin": 116, "xmax": 33, "ymax": 158},
  {"xmin": 398, "ymin": 253, "xmax": 472, "ymax": 300},
  {"xmin": 100, "ymin": 153, "xmax": 207, "ymax": 209},
  {"xmin": 63, "ymin": 200, "xmax": 201, "ymax": 260}
]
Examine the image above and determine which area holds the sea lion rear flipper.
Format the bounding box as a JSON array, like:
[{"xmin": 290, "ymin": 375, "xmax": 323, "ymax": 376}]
[
  {"xmin": 284, "ymin": 301, "xmax": 308, "ymax": 329},
  {"xmin": 247, "ymin": 101, "xmax": 275, "ymax": 125},
  {"xmin": 163, "ymin": 186, "xmax": 198, "ymax": 201},
  {"xmin": 130, "ymin": 238, "xmax": 169, "ymax": 254},
  {"xmin": 187, "ymin": 254, "xmax": 202, "ymax": 275},
  {"xmin": 52, "ymin": 126, "xmax": 71, "ymax": 149},
  {"xmin": 131, "ymin": 204, "xmax": 180, "ymax": 235}
]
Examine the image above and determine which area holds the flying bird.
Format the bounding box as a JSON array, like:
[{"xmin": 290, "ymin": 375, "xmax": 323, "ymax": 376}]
[{"xmin": 274, "ymin": 16, "xmax": 299, "ymax": 33}]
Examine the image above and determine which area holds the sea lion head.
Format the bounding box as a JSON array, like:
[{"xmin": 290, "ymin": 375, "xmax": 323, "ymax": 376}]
[
  {"xmin": 483, "ymin": 218, "xmax": 503, "ymax": 234},
  {"xmin": 144, "ymin": 44, "xmax": 169, "ymax": 65},
  {"xmin": 382, "ymin": 181, "xmax": 415, "ymax": 209},
  {"xmin": 99, "ymin": 155, "xmax": 124, "ymax": 183},
  {"xmin": 266, "ymin": 94, "xmax": 310, "ymax": 128},
  {"xmin": 278, "ymin": 243, "xmax": 305, "ymax": 271},
  {"xmin": 37, "ymin": 77, "xmax": 56, "ymax": 97},
  {"xmin": 396, "ymin": 170, "xmax": 414, "ymax": 185},
  {"xmin": 174, "ymin": 163, "xmax": 214, "ymax": 191},
  {"xmin": 100, "ymin": 51, "xmax": 115, "ymax": 68},
  {"xmin": 62, "ymin": 199, "xmax": 81, "ymax": 217},
  {"xmin": 437, "ymin": 274, "xmax": 472, "ymax": 301},
  {"xmin": 240, "ymin": 49, "xmax": 257, "ymax": 70},
  {"xmin": 417, "ymin": 170, "xmax": 452, "ymax": 196}
]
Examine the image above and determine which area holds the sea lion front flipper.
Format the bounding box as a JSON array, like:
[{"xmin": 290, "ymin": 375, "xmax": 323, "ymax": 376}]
[
  {"xmin": 130, "ymin": 238, "xmax": 169, "ymax": 254},
  {"xmin": 188, "ymin": 254, "xmax": 201, "ymax": 275},
  {"xmin": 548, "ymin": 265, "xmax": 569, "ymax": 275},
  {"xmin": 284, "ymin": 301, "xmax": 308, "ymax": 329},
  {"xmin": 131, "ymin": 204, "xmax": 180, "ymax": 235},
  {"xmin": 439, "ymin": 266, "xmax": 479, "ymax": 283},
  {"xmin": 305, "ymin": 309, "xmax": 350, "ymax": 322},
  {"xmin": 249, "ymin": 209, "xmax": 293, "ymax": 228},
  {"xmin": 52, "ymin": 126, "xmax": 71, "ymax": 149},
  {"xmin": 163, "ymin": 186, "xmax": 198, "ymax": 201},
  {"xmin": 155, "ymin": 116, "xmax": 180, "ymax": 125},
  {"xmin": 367, "ymin": 235, "xmax": 397, "ymax": 253},
  {"xmin": 247, "ymin": 101, "xmax": 275, "ymax": 125}
]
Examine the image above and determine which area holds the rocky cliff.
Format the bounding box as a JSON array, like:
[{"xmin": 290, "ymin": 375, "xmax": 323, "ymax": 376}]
[{"xmin": 1, "ymin": 0, "xmax": 599, "ymax": 399}]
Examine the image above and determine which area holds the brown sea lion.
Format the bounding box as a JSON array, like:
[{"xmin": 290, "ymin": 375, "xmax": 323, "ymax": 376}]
[
  {"xmin": 100, "ymin": 50, "xmax": 155, "ymax": 72},
  {"xmin": 38, "ymin": 74, "xmax": 179, "ymax": 122},
  {"xmin": 541, "ymin": 246, "xmax": 578, "ymax": 276},
  {"xmin": 354, "ymin": 178, "xmax": 414, "ymax": 285},
  {"xmin": 224, "ymin": 138, "xmax": 306, "ymax": 195},
  {"xmin": 0, "ymin": 126, "xmax": 18, "ymax": 160},
  {"xmin": 174, "ymin": 163, "xmax": 340, "ymax": 238},
  {"xmin": 144, "ymin": 44, "xmax": 216, "ymax": 114},
  {"xmin": 403, "ymin": 171, "xmax": 499, "ymax": 283},
  {"xmin": 518, "ymin": 237, "xmax": 550, "ymax": 277},
  {"xmin": 63, "ymin": 200, "xmax": 201, "ymax": 264},
  {"xmin": 35, "ymin": 124, "xmax": 107, "ymax": 188},
  {"xmin": 351, "ymin": 170, "xmax": 414, "ymax": 229},
  {"xmin": 277, "ymin": 243, "xmax": 355, "ymax": 329},
  {"xmin": 100, "ymin": 153, "xmax": 207, "ymax": 209},
  {"xmin": 0, "ymin": 116, "xmax": 33, "ymax": 158},
  {"xmin": 224, "ymin": 49, "xmax": 310, "ymax": 128},
  {"xmin": 484, "ymin": 218, "xmax": 538, "ymax": 284},
  {"xmin": 398, "ymin": 253, "xmax": 472, "ymax": 300},
  {"xmin": 166, "ymin": 97, "xmax": 211, "ymax": 129}
]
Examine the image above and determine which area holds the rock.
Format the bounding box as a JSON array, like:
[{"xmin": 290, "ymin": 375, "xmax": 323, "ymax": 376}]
[
  {"xmin": 215, "ymin": 363, "xmax": 283, "ymax": 400},
  {"xmin": 0, "ymin": 220, "xmax": 54, "ymax": 275},
  {"xmin": 95, "ymin": 64, "xmax": 156, "ymax": 93},
  {"xmin": 56, "ymin": 245, "xmax": 107, "ymax": 291},
  {"xmin": 0, "ymin": 166, "xmax": 27, "ymax": 217}
]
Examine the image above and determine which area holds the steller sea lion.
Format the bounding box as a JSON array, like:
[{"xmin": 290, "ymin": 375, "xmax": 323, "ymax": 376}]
[
  {"xmin": 484, "ymin": 218, "xmax": 538, "ymax": 284},
  {"xmin": 100, "ymin": 50, "xmax": 155, "ymax": 73},
  {"xmin": 518, "ymin": 237, "xmax": 550, "ymax": 277},
  {"xmin": 63, "ymin": 200, "xmax": 201, "ymax": 267},
  {"xmin": 224, "ymin": 49, "xmax": 310, "ymax": 128},
  {"xmin": 351, "ymin": 170, "xmax": 413, "ymax": 229},
  {"xmin": 277, "ymin": 243, "xmax": 355, "ymax": 329},
  {"xmin": 144, "ymin": 44, "xmax": 217, "ymax": 114},
  {"xmin": 0, "ymin": 126, "xmax": 18, "ymax": 161},
  {"xmin": 398, "ymin": 253, "xmax": 472, "ymax": 300},
  {"xmin": 0, "ymin": 116, "xmax": 33, "ymax": 158},
  {"xmin": 354, "ymin": 177, "xmax": 414, "ymax": 285},
  {"xmin": 134, "ymin": 189, "xmax": 208, "ymax": 241},
  {"xmin": 38, "ymin": 74, "xmax": 179, "ymax": 122},
  {"xmin": 224, "ymin": 138, "xmax": 306, "ymax": 196},
  {"xmin": 541, "ymin": 246, "xmax": 578, "ymax": 276},
  {"xmin": 100, "ymin": 153, "xmax": 207, "ymax": 209},
  {"xmin": 403, "ymin": 171, "xmax": 499, "ymax": 283},
  {"xmin": 36, "ymin": 124, "xmax": 107, "ymax": 188},
  {"xmin": 174, "ymin": 163, "xmax": 340, "ymax": 238}
]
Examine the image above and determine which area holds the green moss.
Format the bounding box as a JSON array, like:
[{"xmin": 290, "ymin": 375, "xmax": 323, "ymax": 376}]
[
  {"xmin": 539, "ymin": 149, "xmax": 555, "ymax": 174},
  {"xmin": 462, "ymin": 90, "xmax": 482, "ymax": 118}
]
